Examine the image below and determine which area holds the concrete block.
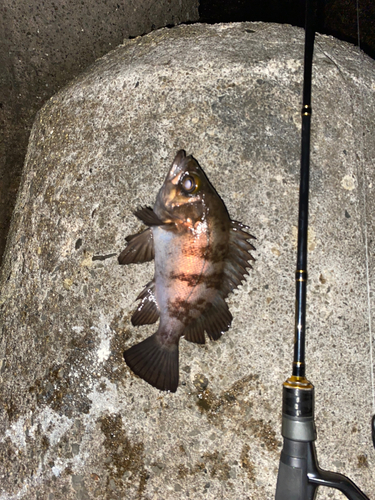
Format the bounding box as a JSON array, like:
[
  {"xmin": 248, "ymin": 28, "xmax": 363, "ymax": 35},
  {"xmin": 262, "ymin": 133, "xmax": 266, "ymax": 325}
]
[{"xmin": 0, "ymin": 22, "xmax": 374, "ymax": 499}]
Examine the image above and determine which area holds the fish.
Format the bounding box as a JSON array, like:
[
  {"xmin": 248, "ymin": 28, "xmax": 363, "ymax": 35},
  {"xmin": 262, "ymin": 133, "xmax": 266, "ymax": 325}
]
[{"xmin": 118, "ymin": 150, "xmax": 255, "ymax": 392}]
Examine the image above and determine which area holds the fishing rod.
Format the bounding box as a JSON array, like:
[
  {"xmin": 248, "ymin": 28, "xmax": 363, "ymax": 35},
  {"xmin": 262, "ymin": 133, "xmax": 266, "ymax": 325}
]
[{"xmin": 274, "ymin": 1, "xmax": 370, "ymax": 499}]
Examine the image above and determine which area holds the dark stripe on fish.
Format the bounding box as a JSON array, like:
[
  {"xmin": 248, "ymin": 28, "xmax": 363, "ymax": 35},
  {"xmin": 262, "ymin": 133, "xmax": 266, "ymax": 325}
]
[
  {"xmin": 169, "ymin": 271, "xmax": 222, "ymax": 289},
  {"xmin": 167, "ymin": 297, "xmax": 212, "ymax": 325},
  {"xmin": 180, "ymin": 242, "xmax": 228, "ymax": 263}
]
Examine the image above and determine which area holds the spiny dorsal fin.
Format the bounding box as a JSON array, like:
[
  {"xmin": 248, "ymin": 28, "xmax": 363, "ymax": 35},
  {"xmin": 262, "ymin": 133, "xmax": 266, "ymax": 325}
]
[{"xmin": 221, "ymin": 220, "xmax": 256, "ymax": 297}]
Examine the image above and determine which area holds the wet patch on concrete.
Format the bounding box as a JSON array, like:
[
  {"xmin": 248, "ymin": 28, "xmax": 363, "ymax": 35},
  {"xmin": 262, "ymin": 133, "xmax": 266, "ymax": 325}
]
[
  {"xmin": 195, "ymin": 373, "xmax": 260, "ymax": 417},
  {"xmin": 99, "ymin": 413, "xmax": 148, "ymax": 499},
  {"xmin": 240, "ymin": 443, "xmax": 256, "ymax": 482},
  {"xmin": 194, "ymin": 373, "xmax": 280, "ymax": 453},
  {"xmin": 28, "ymin": 332, "xmax": 96, "ymax": 418}
]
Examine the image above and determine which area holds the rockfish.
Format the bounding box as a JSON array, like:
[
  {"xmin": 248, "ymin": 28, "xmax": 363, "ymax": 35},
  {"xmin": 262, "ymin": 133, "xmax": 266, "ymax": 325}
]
[{"xmin": 118, "ymin": 150, "xmax": 255, "ymax": 392}]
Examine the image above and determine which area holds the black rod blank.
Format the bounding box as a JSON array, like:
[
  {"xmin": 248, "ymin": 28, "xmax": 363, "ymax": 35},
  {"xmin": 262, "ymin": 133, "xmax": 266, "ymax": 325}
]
[
  {"xmin": 293, "ymin": 0, "xmax": 315, "ymax": 379},
  {"xmin": 276, "ymin": 1, "xmax": 370, "ymax": 498}
]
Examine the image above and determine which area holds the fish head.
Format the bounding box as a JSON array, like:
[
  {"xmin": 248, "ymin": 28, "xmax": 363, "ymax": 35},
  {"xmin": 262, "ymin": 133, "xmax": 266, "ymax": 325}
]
[{"xmin": 154, "ymin": 150, "xmax": 225, "ymax": 226}]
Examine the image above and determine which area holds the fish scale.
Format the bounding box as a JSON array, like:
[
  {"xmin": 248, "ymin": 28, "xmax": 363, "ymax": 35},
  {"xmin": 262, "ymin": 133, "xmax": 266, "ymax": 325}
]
[{"xmin": 118, "ymin": 149, "xmax": 256, "ymax": 392}]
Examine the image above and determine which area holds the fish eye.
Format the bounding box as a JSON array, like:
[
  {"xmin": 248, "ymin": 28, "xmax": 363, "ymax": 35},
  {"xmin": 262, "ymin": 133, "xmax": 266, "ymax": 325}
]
[{"xmin": 181, "ymin": 174, "xmax": 200, "ymax": 194}]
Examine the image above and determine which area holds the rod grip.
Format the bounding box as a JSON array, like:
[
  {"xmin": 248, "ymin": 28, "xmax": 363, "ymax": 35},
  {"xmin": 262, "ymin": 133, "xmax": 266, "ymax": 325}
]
[{"xmin": 275, "ymin": 439, "xmax": 317, "ymax": 500}]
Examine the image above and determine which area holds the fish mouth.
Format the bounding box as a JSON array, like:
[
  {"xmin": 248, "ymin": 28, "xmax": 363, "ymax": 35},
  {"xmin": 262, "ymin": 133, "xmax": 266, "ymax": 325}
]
[
  {"xmin": 159, "ymin": 150, "xmax": 191, "ymax": 210},
  {"xmin": 167, "ymin": 150, "xmax": 189, "ymax": 180}
]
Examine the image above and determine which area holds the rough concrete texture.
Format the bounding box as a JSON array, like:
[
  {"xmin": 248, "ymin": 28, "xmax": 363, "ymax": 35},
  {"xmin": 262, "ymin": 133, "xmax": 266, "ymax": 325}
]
[
  {"xmin": 0, "ymin": 0, "xmax": 199, "ymax": 264},
  {"xmin": 0, "ymin": 22, "xmax": 374, "ymax": 499}
]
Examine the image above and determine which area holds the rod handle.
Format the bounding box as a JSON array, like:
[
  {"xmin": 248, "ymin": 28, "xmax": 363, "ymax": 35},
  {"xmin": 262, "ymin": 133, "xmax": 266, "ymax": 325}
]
[
  {"xmin": 275, "ymin": 438, "xmax": 370, "ymax": 500},
  {"xmin": 308, "ymin": 468, "xmax": 370, "ymax": 500}
]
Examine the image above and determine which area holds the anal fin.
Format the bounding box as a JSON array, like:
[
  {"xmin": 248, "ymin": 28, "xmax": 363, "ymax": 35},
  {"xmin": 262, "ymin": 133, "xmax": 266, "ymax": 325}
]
[
  {"xmin": 132, "ymin": 280, "xmax": 159, "ymax": 326},
  {"xmin": 203, "ymin": 295, "xmax": 232, "ymax": 341}
]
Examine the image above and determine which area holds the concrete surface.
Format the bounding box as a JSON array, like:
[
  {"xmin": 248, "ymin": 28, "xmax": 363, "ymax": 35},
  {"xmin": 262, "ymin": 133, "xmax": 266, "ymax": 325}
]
[
  {"xmin": 0, "ymin": 0, "xmax": 199, "ymax": 265},
  {"xmin": 0, "ymin": 22, "xmax": 374, "ymax": 499}
]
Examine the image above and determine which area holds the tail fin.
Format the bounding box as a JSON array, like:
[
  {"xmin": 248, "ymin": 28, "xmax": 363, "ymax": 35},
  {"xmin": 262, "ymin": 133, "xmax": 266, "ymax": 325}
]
[{"xmin": 124, "ymin": 333, "xmax": 179, "ymax": 392}]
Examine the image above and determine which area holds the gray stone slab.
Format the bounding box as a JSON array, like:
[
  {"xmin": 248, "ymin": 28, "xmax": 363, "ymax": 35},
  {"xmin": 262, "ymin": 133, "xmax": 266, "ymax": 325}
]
[
  {"xmin": 0, "ymin": 0, "xmax": 199, "ymax": 263},
  {"xmin": 0, "ymin": 22, "xmax": 374, "ymax": 499}
]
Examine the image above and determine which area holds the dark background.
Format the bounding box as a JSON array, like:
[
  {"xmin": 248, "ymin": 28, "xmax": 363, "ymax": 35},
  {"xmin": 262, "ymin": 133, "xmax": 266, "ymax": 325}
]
[
  {"xmin": 200, "ymin": 0, "xmax": 375, "ymax": 59},
  {"xmin": 0, "ymin": 0, "xmax": 374, "ymax": 266}
]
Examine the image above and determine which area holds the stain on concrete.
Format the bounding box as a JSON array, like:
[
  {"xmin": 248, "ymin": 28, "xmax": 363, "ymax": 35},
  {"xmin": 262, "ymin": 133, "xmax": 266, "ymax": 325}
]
[
  {"xmin": 195, "ymin": 373, "xmax": 258, "ymax": 418},
  {"xmin": 357, "ymin": 454, "xmax": 369, "ymax": 469},
  {"xmin": 245, "ymin": 417, "xmax": 280, "ymax": 453},
  {"xmin": 240, "ymin": 443, "xmax": 256, "ymax": 482},
  {"xmin": 99, "ymin": 413, "xmax": 148, "ymax": 499},
  {"xmin": 194, "ymin": 373, "xmax": 280, "ymax": 453},
  {"xmin": 202, "ymin": 451, "xmax": 231, "ymax": 480},
  {"xmin": 28, "ymin": 331, "xmax": 97, "ymax": 418}
]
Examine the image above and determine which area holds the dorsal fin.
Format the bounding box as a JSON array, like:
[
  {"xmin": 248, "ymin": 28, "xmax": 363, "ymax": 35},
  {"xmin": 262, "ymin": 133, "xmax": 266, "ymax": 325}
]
[
  {"xmin": 221, "ymin": 220, "xmax": 256, "ymax": 297},
  {"xmin": 183, "ymin": 294, "xmax": 233, "ymax": 344}
]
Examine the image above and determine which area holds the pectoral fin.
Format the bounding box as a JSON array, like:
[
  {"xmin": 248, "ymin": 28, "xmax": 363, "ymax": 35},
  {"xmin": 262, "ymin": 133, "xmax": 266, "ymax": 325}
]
[{"xmin": 118, "ymin": 228, "xmax": 154, "ymax": 264}]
